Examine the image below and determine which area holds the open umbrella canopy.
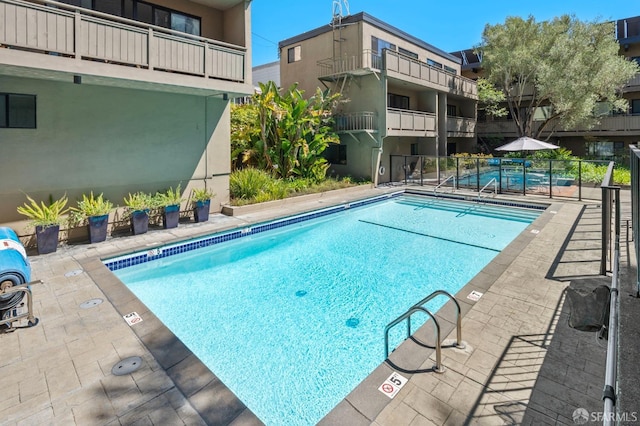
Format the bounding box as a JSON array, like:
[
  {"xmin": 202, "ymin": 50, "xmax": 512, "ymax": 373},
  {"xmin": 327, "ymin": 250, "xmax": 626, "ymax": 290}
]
[{"xmin": 495, "ymin": 136, "xmax": 560, "ymax": 151}]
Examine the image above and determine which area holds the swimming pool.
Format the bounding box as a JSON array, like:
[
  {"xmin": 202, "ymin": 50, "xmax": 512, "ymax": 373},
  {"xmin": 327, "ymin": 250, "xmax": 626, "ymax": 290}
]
[
  {"xmin": 457, "ymin": 168, "xmax": 576, "ymax": 192},
  {"xmin": 109, "ymin": 194, "xmax": 543, "ymax": 425}
]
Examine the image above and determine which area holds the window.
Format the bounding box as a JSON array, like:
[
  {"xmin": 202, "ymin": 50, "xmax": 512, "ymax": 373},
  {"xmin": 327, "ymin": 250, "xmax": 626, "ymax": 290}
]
[
  {"xmin": 426, "ymin": 58, "xmax": 443, "ymax": 69},
  {"xmin": 388, "ymin": 93, "xmax": 409, "ymax": 109},
  {"xmin": 586, "ymin": 141, "xmax": 614, "ymax": 159},
  {"xmin": 288, "ymin": 46, "xmax": 301, "ymax": 63},
  {"xmin": 533, "ymin": 105, "xmax": 553, "ymax": 121},
  {"xmin": 59, "ymin": 0, "xmax": 201, "ymax": 36},
  {"xmin": 325, "ymin": 145, "xmax": 347, "ymax": 165},
  {"xmin": 446, "ymin": 104, "xmax": 457, "ymax": 116},
  {"xmin": 632, "ymin": 99, "xmax": 640, "ymax": 114},
  {"xmin": 371, "ymin": 36, "xmax": 396, "ymax": 54},
  {"xmin": 0, "ymin": 94, "xmax": 36, "ymax": 128},
  {"xmin": 444, "ymin": 65, "xmax": 457, "ymax": 75},
  {"xmin": 398, "ymin": 47, "xmax": 418, "ymax": 59}
]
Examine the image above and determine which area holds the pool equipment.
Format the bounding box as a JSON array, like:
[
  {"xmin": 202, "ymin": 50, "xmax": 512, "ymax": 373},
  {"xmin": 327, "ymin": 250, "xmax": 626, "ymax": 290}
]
[{"xmin": 0, "ymin": 227, "xmax": 39, "ymax": 330}]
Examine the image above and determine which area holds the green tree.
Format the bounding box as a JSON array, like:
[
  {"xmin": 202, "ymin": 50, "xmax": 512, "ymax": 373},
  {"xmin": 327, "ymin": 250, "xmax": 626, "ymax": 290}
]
[
  {"xmin": 477, "ymin": 78, "xmax": 507, "ymax": 119},
  {"xmin": 478, "ymin": 15, "xmax": 639, "ymax": 139},
  {"xmin": 230, "ymin": 81, "xmax": 341, "ymax": 181}
]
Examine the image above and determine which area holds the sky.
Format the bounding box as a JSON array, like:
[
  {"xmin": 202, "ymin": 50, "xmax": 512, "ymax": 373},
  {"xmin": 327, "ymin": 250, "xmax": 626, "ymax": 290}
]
[{"xmin": 251, "ymin": 0, "xmax": 634, "ymax": 66}]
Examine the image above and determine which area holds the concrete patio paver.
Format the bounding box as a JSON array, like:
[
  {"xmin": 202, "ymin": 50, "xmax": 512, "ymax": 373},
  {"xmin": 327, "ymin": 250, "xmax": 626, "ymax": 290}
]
[{"xmin": 0, "ymin": 186, "xmax": 630, "ymax": 425}]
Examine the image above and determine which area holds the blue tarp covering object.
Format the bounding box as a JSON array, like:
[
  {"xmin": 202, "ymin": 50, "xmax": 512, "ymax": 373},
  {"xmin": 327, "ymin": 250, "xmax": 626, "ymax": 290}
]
[{"xmin": 0, "ymin": 227, "xmax": 31, "ymax": 311}]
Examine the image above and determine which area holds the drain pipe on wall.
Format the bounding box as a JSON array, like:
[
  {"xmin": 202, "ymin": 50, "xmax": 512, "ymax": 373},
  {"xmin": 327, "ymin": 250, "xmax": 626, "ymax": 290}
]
[{"xmin": 373, "ymin": 144, "xmax": 383, "ymax": 187}]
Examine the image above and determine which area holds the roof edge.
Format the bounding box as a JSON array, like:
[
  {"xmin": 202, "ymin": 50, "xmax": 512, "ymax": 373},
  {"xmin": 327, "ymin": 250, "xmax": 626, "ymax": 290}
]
[{"xmin": 278, "ymin": 11, "xmax": 461, "ymax": 64}]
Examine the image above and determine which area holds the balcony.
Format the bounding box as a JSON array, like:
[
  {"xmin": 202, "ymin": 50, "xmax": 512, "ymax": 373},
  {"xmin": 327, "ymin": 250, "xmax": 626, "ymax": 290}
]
[
  {"xmin": 623, "ymin": 73, "xmax": 640, "ymax": 92},
  {"xmin": 384, "ymin": 50, "xmax": 477, "ymax": 99},
  {"xmin": 334, "ymin": 112, "xmax": 378, "ymax": 133},
  {"xmin": 387, "ymin": 108, "xmax": 436, "ymax": 136},
  {"xmin": 317, "ymin": 49, "xmax": 477, "ymax": 100},
  {"xmin": 478, "ymin": 114, "xmax": 640, "ymax": 137},
  {"xmin": 317, "ymin": 50, "xmax": 382, "ymax": 80},
  {"xmin": 0, "ymin": 0, "xmax": 248, "ymax": 94},
  {"xmin": 447, "ymin": 116, "xmax": 476, "ymax": 137}
]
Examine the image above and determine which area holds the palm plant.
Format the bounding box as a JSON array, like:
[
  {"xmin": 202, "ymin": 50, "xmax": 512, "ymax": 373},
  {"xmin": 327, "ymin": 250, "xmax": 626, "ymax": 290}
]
[{"xmin": 17, "ymin": 194, "xmax": 69, "ymax": 228}]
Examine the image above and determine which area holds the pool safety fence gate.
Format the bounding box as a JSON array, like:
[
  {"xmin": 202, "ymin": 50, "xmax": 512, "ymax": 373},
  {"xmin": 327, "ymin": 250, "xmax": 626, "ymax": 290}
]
[
  {"xmin": 600, "ymin": 160, "xmax": 621, "ymax": 425},
  {"xmin": 389, "ymin": 155, "xmax": 612, "ymax": 201}
]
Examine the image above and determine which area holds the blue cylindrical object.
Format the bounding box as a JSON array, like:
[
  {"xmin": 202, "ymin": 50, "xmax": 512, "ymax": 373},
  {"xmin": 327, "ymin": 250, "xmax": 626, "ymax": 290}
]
[
  {"xmin": 0, "ymin": 227, "xmax": 21, "ymax": 243},
  {"xmin": 0, "ymin": 227, "xmax": 31, "ymax": 310}
]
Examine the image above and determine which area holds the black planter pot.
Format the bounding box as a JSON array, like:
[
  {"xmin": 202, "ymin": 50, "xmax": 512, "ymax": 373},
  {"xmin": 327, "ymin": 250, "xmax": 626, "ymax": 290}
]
[
  {"xmin": 163, "ymin": 205, "xmax": 180, "ymax": 229},
  {"xmin": 130, "ymin": 210, "xmax": 149, "ymax": 235},
  {"xmin": 88, "ymin": 214, "xmax": 109, "ymax": 243},
  {"xmin": 35, "ymin": 224, "xmax": 60, "ymax": 254},
  {"xmin": 193, "ymin": 200, "xmax": 210, "ymax": 223}
]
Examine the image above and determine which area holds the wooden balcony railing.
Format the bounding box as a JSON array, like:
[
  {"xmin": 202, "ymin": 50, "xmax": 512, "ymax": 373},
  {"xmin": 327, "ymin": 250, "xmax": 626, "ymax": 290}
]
[
  {"xmin": 447, "ymin": 116, "xmax": 476, "ymax": 134},
  {"xmin": 387, "ymin": 108, "xmax": 436, "ymax": 132},
  {"xmin": 384, "ymin": 50, "xmax": 477, "ymax": 99},
  {"xmin": 478, "ymin": 114, "xmax": 640, "ymax": 135},
  {"xmin": 0, "ymin": 0, "xmax": 245, "ymax": 82},
  {"xmin": 317, "ymin": 49, "xmax": 477, "ymax": 99}
]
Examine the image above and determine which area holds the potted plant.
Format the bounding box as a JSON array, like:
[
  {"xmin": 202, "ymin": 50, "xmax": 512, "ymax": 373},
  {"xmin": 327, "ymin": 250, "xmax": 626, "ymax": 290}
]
[
  {"xmin": 192, "ymin": 187, "xmax": 215, "ymax": 223},
  {"xmin": 155, "ymin": 184, "xmax": 184, "ymax": 229},
  {"xmin": 70, "ymin": 192, "xmax": 113, "ymax": 243},
  {"xmin": 124, "ymin": 192, "xmax": 153, "ymax": 235},
  {"xmin": 16, "ymin": 194, "xmax": 68, "ymax": 254}
]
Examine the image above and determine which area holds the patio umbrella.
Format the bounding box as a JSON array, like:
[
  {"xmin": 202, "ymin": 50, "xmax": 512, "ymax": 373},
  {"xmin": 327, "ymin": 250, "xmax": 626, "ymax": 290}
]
[{"xmin": 495, "ymin": 136, "xmax": 560, "ymax": 152}]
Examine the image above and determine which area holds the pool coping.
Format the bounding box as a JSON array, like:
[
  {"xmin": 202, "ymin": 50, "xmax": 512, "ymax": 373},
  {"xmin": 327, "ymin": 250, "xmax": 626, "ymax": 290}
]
[{"xmin": 81, "ymin": 189, "xmax": 555, "ymax": 425}]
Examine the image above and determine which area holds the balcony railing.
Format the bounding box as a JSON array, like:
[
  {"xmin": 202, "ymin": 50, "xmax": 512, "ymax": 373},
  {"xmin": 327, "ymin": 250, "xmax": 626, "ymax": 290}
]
[
  {"xmin": 334, "ymin": 112, "xmax": 378, "ymax": 132},
  {"xmin": 479, "ymin": 114, "xmax": 640, "ymax": 136},
  {"xmin": 0, "ymin": 0, "xmax": 246, "ymax": 83},
  {"xmin": 384, "ymin": 50, "xmax": 477, "ymax": 99},
  {"xmin": 387, "ymin": 108, "xmax": 436, "ymax": 133},
  {"xmin": 624, "ymin": 73, "xmax": 640, "ymax": 91},
  {"xmin": 447, "ymin": 116, "xmax": 476, "ymax": 135},
  {"xmin": 317, "ymin": 50, "xmax": 382, "ymax": 78},
  {"xmin": 317, "ymin": 49, "xmax": 477, "ymax": 99}
]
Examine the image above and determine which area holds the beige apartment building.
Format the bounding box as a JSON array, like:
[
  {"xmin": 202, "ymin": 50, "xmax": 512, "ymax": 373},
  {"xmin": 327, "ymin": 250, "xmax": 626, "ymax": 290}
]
[
  {"xmin": 0, "ymin": 0, "xmax": 253, "ymax": 230},
  {"xmin": 278, "ymin": 12, "xmax": 478, "ymax": 185},
  {"xmin": 452, "ymin": 15, "xmax": 640, "ymax": 160}
]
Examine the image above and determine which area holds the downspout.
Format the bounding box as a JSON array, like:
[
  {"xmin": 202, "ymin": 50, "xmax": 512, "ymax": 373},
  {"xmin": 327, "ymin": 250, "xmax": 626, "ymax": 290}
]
[{"xmin": 374, "ymin": 71, "xmax": 386, "ymax": 187}]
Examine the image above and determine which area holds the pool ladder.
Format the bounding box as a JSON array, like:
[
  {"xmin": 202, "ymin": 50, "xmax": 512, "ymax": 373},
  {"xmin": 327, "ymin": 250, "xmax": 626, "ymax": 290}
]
[
  {"xmin": 433, "ymin": 175, "xmax": 456, "ymax": 195},
  {"xmin": 384, "ymin": 290, "xmax": 464, "ymax": 373},
  {"xmin": 477, "ymin": 178, "xmax": 498, "ymax": 200}
]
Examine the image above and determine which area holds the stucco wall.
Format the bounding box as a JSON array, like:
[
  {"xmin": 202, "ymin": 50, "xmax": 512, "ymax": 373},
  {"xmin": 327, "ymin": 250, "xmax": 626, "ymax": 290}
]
[{"xmin": 0, "ymin": 76, "xmax": 229, "ymax": 231}]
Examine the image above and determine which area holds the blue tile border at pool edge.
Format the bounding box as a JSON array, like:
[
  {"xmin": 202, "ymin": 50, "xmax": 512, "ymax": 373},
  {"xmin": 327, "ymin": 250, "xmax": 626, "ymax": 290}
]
[
  {"xmin": 103, "ymin": 192, "xmax": 404, "ymax": 271},
  {"xmin": 103, "ymin": 190, "xmax": 545, "ymax": 272}
]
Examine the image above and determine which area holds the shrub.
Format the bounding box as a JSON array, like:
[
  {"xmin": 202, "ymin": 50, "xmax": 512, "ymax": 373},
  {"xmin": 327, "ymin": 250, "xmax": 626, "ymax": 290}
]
[{"xmin": 230, "ymin": 168, "xmax": 275, "ymax": 200}]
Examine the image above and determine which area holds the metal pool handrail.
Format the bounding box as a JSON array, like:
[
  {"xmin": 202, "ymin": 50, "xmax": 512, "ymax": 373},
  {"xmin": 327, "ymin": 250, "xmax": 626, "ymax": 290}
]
[
  {"xmin": 433, "ymin": 175, "xmax": 456, "ymax": 195},
  {"xmin": 478, "ymin": 178, "xmax": 498, "ymax": 200},
  {"xmin": 412, "ymin": 290, "xmax": 465, "ymax": 349},
  {"xmin": 384, "ymin": 306, "xmax": 445, "ymax": 373}
]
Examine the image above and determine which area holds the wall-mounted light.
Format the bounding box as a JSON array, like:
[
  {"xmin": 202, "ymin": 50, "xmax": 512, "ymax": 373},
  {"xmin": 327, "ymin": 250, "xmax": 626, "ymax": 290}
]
[
  {"xmin": 73, "ymin": 75, "xmax": 82, "ymax": 84},
  {"xmin": 624, "ymin": 43, "xmax": 630, "ymax": 51}
]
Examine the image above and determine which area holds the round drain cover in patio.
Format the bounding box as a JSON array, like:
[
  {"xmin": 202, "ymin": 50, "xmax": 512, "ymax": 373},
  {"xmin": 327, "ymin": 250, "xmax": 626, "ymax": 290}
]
[
  {"xmin": 79, "ymin": 298, "xmax": 103, "ymax": 309},
  {"xmin": 111, "ymin": 356, "xmax": 143, "ymax": 376}
]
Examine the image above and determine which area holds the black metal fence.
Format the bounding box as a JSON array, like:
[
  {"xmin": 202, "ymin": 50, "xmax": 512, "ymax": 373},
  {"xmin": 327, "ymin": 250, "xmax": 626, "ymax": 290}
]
[
  {"xmin": 389, "ymin": 155, "xmax": 613, "ymax": 201},
  {"xmin": 630, "ymin": 145, "xmax": 640, "ymax": 295}
]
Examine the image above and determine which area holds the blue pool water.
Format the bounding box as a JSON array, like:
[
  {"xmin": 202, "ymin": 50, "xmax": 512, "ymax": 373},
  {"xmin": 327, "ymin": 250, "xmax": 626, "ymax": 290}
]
[
  {"xmin": 113, "ymin": 195, "xmax": 542, "ymax": 425},
  {"xmin": 458, "ymin": 169, "xmax": 575, "ymax": 192}
]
